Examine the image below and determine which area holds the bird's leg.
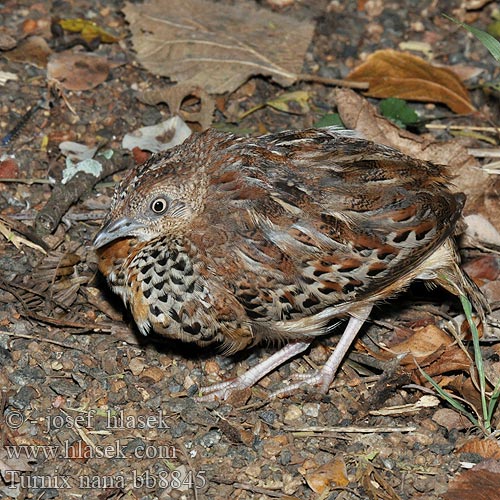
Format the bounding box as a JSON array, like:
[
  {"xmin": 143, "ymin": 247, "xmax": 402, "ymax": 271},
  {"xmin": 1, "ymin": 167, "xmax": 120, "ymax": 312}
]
[
  {"xmin": 196, "ymin": 341, "xmax": 311, "ymax": 401},
  {"xmin": 196, "ymin": 304, "xmax": 373, "ymax": 401},
  {"xmin": 271, "ymin": 304, "xmax": 373, "ymax": 398}
]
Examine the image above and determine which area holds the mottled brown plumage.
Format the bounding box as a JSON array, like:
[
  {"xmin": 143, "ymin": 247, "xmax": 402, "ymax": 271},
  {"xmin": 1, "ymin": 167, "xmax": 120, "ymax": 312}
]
[{"xmin": 94, "ymin": 127, "xmax": 487, "ymax": 400}]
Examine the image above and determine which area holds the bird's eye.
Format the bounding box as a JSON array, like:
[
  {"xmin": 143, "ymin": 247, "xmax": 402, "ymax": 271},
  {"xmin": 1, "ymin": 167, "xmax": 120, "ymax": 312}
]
[{"xmin": 150, "ymin": 197, "xmax": 169, "ymax": 214}]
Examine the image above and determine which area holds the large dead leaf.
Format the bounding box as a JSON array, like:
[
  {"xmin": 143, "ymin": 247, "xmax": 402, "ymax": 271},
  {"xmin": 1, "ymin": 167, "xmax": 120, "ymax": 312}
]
[
  {"xmin": 122, "ymin": 0, "xmax": 314, "ymax": 94},
  {"xmin": 47, "ymin": 51, "xmax": 111, "ymax": 91},
  {"xmin": 457, "ymin": 438, "xmax": 500, "ymax": 460},
  {"xmin": 444, "ymin": 460, "xmax": 500, "ymax": 500},
  {"xmin": 347, "ymin": 49, "xmax": 475, "ymax": 114},
  {"xmin": 3, "ymin": 36, "xmax": 52, "ymax": 68}
]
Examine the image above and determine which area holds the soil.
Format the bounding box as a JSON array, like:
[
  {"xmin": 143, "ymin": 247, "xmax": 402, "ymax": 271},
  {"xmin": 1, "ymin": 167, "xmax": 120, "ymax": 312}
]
[{"xmin": 1, "ymin": 1, "xmax": 500, "ymax": 499}]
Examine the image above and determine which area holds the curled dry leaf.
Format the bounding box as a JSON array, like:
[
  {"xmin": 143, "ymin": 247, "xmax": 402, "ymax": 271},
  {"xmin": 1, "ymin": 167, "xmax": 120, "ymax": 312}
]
[
  {"xmin": 123, "ymin": 0, "xmax": 314, "ymax": 94},
  {"xmin": 47, "ymin": 51, "xmax": 111, "ymax": 91},
  {"xmin": 464, "ymin": 214, "xmax": 500, "ymax": 248},
  {"xmin": 388, "ymin": 324, "xmax": 470, "ymax": 375},
  {"xmin": 305, "ymin": 456, "xmax": 349, "ymax": 494},
  {"xmin": 457, "ymin": 438, "xmax": 500, "ymax": 460},
  {"xmin": 3, "ymin": 35, "xmax": 52, "ymax": 68},
  {"xmin": 432, "ymin": 408, "xmax": 474, "ymax": 431},
  {"xmin": 444, "ymin": 460, "xmax": 500, "ymax": 500},
  {"xmin": 347, "ymin": 49, "xmax": 475, "ymax": 114},
  {"xmin": 122, "ymin": 115, "xmax": 192, "ymax": 153},
  {"xmin": 138, "ymin": 83, "xmax": 215, "ymax": 130}
]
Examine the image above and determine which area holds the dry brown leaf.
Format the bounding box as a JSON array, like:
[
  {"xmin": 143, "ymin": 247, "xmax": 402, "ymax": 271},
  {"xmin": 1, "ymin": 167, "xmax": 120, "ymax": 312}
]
[
  {"xmin": 122, "ymin": 0, "xmax": 314, "ymax": 94},
  {"xmin": 457, "ymin": 438, "xmax": 500, "ymax": 460},
  {"xmin": 386, "ymin": 324, "xmax": 470, "ymax": 376},
  {"xmin": 464, "ymin": 214, "xmax": 500, "ymax": 249},
  {"xmin": 432, "ymin": 408, "xmax": 474, "ymax": 431},
  {"xmin": 389, "ymin": 325, "xmax": 453, "ymax": 360},
  {"xmin": 139, "ymin": 84, "xmax": 215, "ymax": 130},
  {"xmin": 304, "ymin": 456, "xmax": 349, "ymax": 493},
  {"xmin": 358, "ymin": 462, "xmax": 401, "ymax": 500},
  {"xmin": 347, "ymin": 49, "xmax": 475, "ymax": 114},
  {"xmin": 47, "ymin": 51, "xmax": 111, "ymax": 91},
  {"xmin": 3, "ymin": 35, "xmax": 52, "ymax": 68},
  {"xmin": 0, "ymin": 448, "xmax": 33, "ymax": 483},
  {"xmin": 335, "ymin": 89, "xmax": 498, "ymax": 231},
  {"xmin": 444, "ymin": 374, "xmax": 483, "ymax": 413},
  {"xmin": 444, "ymin": 460, "xmax": 500, "ymax": 500},
  {"xmin": 463, "ymin": 254, "xmax": 500, "ymax": 283}
]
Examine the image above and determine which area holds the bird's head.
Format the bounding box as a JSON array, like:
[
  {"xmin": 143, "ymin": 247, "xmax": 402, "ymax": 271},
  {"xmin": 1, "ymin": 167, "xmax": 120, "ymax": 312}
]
[{"xmin": 93, "ymin": 147, "xmax": 209, "ymax": 250}]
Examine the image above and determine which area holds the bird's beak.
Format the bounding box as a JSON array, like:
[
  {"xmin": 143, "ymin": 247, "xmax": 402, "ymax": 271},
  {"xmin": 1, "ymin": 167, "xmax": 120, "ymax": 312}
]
[{"xmin": 93, "ymin": 217, "xmax": 145, "ymax": 249}]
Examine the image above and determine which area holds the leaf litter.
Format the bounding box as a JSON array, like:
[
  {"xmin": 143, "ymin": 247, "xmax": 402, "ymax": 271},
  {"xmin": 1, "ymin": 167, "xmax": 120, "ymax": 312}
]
[
  {"xmin": 1, "ymin": 1, "xmax": 500, "ymax": 499},
  {"xmin": 122, "ymin": 0, "xmax": 314, "ymax": 94}
]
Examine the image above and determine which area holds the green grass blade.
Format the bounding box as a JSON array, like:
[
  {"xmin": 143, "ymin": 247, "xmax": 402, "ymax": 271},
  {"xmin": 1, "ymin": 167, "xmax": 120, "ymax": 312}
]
[
  {"xmin": 444, "ymin": 14, "xmax": 500, "ymax": 63},
  {"xmin": 417, "ymin": 363, "xmax": 479, "ymax": 428},
  {"xmin": 459, "ymin": 294, "xmax": 490, "ymax": 433}
]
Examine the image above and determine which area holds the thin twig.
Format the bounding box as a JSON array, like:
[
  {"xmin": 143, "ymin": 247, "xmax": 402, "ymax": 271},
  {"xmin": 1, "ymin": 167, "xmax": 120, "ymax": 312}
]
[
  {"xmin": 0, "ymin": 330, "xmax": 93, "ymax": 355},
  {"xmin": 284, "ymin": 425, "xmax": 417, "ymax": 433},
  {"xmin": 211, "ymin": 477, "xmax": 288, "ymax": 498},
  {"xmin": 425, "ymin": 123, "xmax": 500, "ymax": 133},
  {"xmin": 35, "ymin": 149, "xmax": 134, "ymax": 235},
  {"xmin": 297, "ymin": 73, "xmax": 369, "ymax": 89}
]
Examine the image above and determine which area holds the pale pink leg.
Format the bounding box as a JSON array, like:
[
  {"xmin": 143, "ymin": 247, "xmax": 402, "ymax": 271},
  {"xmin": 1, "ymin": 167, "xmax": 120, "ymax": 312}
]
[
  {"xmin": 196, "ymin": 341, "xmax": 311, "ymax": 401},
  {"xmin": 271, "ymin": 304, "xmax": 373, "ymax": 398},
  {"xmin": 197, "ymin": 304, "xmax": 373, "ymax": 401}
]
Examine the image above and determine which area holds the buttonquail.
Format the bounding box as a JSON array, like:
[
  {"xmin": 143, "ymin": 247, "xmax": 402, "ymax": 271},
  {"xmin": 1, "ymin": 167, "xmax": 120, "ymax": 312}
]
[{"xmin": 94, "ymin": 127, "xmax": 487, "ymax": 400}]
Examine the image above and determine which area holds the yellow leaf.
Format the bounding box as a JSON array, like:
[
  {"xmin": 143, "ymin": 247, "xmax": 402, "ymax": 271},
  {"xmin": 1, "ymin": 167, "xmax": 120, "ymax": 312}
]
[
  {"xmin": 266, "ymin": 90, "xmax": 311, "ymax": 114},
  {"xmin": 58, "ymin": 18, "xmax": 120, "ymax": 44}
]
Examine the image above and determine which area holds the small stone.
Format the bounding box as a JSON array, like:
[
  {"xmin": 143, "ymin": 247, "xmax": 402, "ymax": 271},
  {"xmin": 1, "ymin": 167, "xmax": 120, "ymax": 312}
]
[
  {"xmin": 128, "ymin": 357, "xmax": 145, "ymax": 376},
  {"xmin": 284, "ymin": 404, "xmax": 303, "ymax": 422},
  {"xmin": 303, "ymin": 402, "xmax": 320, "ymax": 417}
]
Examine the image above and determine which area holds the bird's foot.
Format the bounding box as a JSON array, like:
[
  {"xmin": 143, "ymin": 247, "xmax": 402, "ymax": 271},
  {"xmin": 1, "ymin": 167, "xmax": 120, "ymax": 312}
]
[{"xmin": 195, "ymin": 341, "xmax": 311, "ymax": 402}]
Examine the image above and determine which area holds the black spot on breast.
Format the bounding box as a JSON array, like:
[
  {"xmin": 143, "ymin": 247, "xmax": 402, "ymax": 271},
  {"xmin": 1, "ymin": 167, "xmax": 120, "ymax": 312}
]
[
  {"xmin": 169, "ymin": 308, "xmax": 181, "ymax": 323},
  {"xmin": 172, "ymin": 260, "xmax": 186, "ymax": 272},
  {"xmin": 415, "ymin": 227, "xmax": 431, "ymax": 241},
  {"xmin": 143, "ymin": 287, "xmax": 152, "ymax": 299},
  {"xmin": 149, "ymin": 304, "xmax": 161, "ymax": 316},
  {"xmin": 170, "ymin": 275, "xmax": 184, "ymax": 286},
  {"xmin": 183, "ymin": 322, "xmax": 201, "ymax": 336},
  {"xmin": 149, "ymin": 248, "xmax": 162, "ymax": 260},
  {"xmin": 342, "ymin": 279, "xmax": 363, "ymax": 294},
  {"xmin": 377, "ymin": 250, "xmax": 395, "ymax": 260},
  {"xmin": 313, "ymin": 268, "xmax": 328, "ymax": 277},
  {"xmin": 157, "ymin": 256, "xmax": 168, "ymax": 267},
  {"xmin": 301, "ymin": 276, "xmax": 316, "ymax": 285},
  {"xmin": 318, "ymin": 281, "xmax": 341, "ymax": 295},
  {"xmin": 367, "ymin": 266, "xmax": 385, "ymax": 277},
  {"xmin": 140, "ymin": 262, "xmax": 154, "ymax": 275},
  {"xmin": 238, "ymin": 293, "xmax": 259, "ymax": 304}
]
